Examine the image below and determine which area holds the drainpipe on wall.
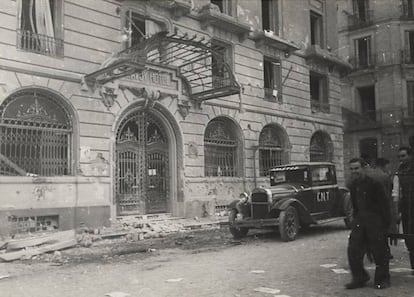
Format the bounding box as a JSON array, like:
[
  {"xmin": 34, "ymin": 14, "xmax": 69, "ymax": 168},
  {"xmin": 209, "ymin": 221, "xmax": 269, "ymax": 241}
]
[{"xmin": 252, "ymin": 145, "xmax": 259, "ymax": 189}]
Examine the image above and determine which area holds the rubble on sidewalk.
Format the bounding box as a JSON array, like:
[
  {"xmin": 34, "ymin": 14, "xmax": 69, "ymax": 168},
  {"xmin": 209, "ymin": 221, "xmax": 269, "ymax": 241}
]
[
  {"xmin": 0, "ymin": 230, "xmax": 77, "ymax": 262},
  {"xmin": 0, "ymin": 214, "xmax": 228, "ymax": 262}
]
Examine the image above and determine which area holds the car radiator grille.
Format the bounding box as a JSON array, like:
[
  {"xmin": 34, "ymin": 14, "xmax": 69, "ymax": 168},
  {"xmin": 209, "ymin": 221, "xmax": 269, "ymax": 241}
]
[{"xmin": 251, "ymin": 193, "xmax": 269, "ymax": 219}]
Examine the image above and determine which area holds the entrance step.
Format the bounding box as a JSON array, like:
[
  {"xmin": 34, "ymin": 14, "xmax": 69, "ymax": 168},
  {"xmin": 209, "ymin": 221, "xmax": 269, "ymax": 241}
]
[{"xmin": 113, "ymin": 213, "xmax": 185, "ymax": 228}]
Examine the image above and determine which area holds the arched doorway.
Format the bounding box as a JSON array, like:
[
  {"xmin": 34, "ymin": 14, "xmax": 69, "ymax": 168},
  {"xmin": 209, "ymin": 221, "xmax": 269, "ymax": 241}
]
[{"xmin": 115, "ymin": 110, "xmax": 169, "ymax": 215}]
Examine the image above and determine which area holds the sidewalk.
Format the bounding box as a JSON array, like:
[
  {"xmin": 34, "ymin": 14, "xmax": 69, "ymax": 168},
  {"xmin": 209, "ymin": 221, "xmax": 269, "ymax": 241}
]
[{"xmin": 0, "ymin": 214, "xmax": 230, "ymax": 263}]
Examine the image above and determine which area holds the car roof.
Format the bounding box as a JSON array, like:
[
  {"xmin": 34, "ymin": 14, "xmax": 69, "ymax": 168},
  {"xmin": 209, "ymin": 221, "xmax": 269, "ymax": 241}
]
[{"xmin": 270, "ymin": 162, "xmax": 334, "ymax": 171}]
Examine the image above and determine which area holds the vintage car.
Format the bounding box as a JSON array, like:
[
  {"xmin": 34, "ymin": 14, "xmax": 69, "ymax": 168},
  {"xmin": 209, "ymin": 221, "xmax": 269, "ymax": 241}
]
[{"xmin": 228, "ymin": 162, "xmax": 352, "ymax": 241}]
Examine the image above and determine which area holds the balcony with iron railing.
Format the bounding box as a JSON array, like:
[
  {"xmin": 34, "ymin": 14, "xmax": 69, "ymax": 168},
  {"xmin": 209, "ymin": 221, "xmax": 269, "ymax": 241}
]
[
  {"xmin": 264, "ymin": 88, "xmax": 282, "ymax": 103},
  {"xmin": 401, "ymin": 0, "xmax": 414, "ymax": 19},
  {"xmin": 17, "ymin": 30, "xmax": 64, "ymax": 57},
  {"xmin": 311, "ymin": 100, "xmax": 330, "ymax": 113},
  {"xmin": 343, "ymin": 107, "xmax": 414, "ymax": 132},
  {"xmin": 348, "ymin": 54, "xmax": 377, "ymax": 70},
  {"xmin": 348, "ymin": 10, "xmax": 374, "ymax": 30}
]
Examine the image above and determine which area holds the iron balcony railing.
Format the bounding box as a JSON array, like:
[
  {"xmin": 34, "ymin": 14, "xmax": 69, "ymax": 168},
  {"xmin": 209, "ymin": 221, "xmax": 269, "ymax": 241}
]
[
  {"xmin": 348, "ymin": 10, "xmax": 374, "ymax": 30},
  {"xmin": 17, "ymin": 30, "xmax": 64, "ymax": 57},
  {"xmin": 348, "ymin": 54, "xmax": 377, "ymax": 70},
  {"xmin": 401, "ymin": 0, "xmax": 414, "ymax": 19},
  {"xmin": 343, "ymin": 107, "xmax": 414, "ymax": 132},
  {"xmin": 264, "ymin": 88, "xmax": 282, "ymax": 103},
  {"xmin": 311, "ymin": 100, "xmax": 330, "ymax": 113}
]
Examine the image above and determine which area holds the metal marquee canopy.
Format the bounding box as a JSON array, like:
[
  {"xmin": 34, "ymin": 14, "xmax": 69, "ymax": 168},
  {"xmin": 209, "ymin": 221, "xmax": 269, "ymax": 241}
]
[{"xmin": 84, "ymin": 31, "xmax": 241, "ymax": 102}]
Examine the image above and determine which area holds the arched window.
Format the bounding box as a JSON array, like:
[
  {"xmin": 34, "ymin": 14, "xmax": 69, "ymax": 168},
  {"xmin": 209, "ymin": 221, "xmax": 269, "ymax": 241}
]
[
  {"xmin": 0, "ymin": 89, "xmax": 73, "ymax": 176},
  {"xmin": 259, "ymin": 125, "xmax": 288, "ymax": 176},
  {"xmin": 204, "ymin": 118, "xmax": 239, "ymax": 177},
  {"xmin": 310, "ymin": 131, "xmax": 333, "ymax": 162}
]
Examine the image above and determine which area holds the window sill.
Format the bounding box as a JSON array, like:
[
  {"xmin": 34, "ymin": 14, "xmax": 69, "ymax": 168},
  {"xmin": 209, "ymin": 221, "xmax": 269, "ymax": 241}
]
[
  {"xmin": 197, "ymin": 4, "xmax": 251, "ymax": 41},
  {"xmin": 249, "ymin": 30, "xmax": 299, "ymax": 53}
]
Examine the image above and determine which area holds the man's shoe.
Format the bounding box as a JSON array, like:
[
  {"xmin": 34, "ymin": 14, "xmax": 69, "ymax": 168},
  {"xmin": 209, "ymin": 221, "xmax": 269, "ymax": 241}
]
[
  {"xmin": 375, "ymin": 280, "xmax": 390, "ymax": 289},
  {"xmin": 345, "ymin": 276, "xmax": 370, "ymax": 290}
]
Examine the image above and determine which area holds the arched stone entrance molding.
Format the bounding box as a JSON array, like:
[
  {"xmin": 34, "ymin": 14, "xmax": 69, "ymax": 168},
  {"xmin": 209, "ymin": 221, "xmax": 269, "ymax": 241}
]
[
  {"xmin": 310, "ymin": 130, "xmax": 334, "ymax": 162},
  {"xmin": 112, "ymin": 99, "xmax": 184, "ymax": 217},
  {"xmin": 203, "ymin": 115, "xmax": 244, "ymax": 178},
  {"xmin": 258, "ymin": 123, "xmax": 291, "ymax": 176}
]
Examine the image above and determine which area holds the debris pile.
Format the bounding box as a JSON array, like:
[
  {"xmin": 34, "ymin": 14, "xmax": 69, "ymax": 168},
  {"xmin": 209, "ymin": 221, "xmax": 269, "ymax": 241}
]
[
  {"xmin": 0, "ymin": 230, "xmax": 77, "ymax": 262},
  {"xmin": 104, "ymin": 215, "xmax": 223, "ymax": 242},
  {"xmin": 0, "ymin": 215, "xmax": 227, "ymax": 262}
]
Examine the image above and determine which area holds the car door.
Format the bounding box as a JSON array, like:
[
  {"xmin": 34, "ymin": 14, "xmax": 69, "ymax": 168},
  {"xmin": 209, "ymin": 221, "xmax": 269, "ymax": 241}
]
[{"xmin": 310, "ymin": 165, "xmax": 336, "ymax": 219}]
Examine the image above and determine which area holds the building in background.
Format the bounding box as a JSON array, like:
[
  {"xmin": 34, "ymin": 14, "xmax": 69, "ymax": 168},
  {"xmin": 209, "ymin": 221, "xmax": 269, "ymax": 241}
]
[
  {"xmin": 0, "ymin": 0, "xmax": 348, "ymax": 234},
  {"xmin": 338, "ymin": 0, "xmax": 414, "ymax": 176}
]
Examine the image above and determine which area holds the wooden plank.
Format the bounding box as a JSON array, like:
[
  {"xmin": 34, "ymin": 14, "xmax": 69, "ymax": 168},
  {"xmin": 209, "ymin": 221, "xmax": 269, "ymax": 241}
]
[
  {"xmin": 6, "ymin": 230, "xmax": 75, "ymax": 251},
  {"xmin": 0, "ymin": 238, "xmax": 77, "ymax": 262},
  {"xmin": 0, "ymin": 153, "xmax": 26, "ymax": 176}
]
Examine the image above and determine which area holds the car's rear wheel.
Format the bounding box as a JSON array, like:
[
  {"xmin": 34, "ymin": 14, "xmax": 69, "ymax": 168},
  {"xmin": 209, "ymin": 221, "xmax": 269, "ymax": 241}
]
[
  {"xmin": 228, "ymin": 209, "xmax": 249, "ymax": 239},
  {"xmin": 279, "ymin": 206, "xmax": 299, "ymax": 241},
  {"xmin": 343, "ymin": 192, "xmax": 353, "ymax": 229}
]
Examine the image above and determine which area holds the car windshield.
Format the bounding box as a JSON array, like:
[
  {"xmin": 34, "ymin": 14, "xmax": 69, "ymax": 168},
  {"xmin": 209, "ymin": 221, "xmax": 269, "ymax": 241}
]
[{"xmin": 270, "ymin": 166, "xmax": 308, "ymax": 186}]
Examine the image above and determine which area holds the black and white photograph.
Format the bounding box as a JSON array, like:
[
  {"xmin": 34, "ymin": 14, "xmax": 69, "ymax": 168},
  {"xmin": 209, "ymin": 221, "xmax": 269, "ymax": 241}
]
[{"xmin": 1, "ymin": 0, "xmax": 414, "ymax": 296}]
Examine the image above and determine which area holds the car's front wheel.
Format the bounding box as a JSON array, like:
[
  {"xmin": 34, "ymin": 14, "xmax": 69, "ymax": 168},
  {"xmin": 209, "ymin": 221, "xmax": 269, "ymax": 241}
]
[
  {"xmin": 228, "ymin": 209, "xmax": 249, "ymax": 239},
  {"xmin": 279, "ymin": 206, "xmax": 299, "ymax": 241}
]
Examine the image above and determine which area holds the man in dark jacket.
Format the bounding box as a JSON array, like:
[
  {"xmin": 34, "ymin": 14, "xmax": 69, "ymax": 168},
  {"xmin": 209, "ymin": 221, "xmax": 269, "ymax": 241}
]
[
  {"xmin": 345, "ymin": 158, "xmax": 391, "ymax": 290},
  {"xmin": 396, "ymin": 146, "xmax": 414, "ymax": 272}
]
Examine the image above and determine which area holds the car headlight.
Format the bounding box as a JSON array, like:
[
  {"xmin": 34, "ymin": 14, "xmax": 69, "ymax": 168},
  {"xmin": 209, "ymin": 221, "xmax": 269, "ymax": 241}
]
[{"xmin": 239, "ymin": 192, "xmax": 249, "ymax": 203}]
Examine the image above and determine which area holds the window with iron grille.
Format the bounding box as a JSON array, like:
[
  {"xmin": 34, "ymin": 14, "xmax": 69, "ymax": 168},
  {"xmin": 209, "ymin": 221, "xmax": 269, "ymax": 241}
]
[
  {"xmin": 17, "ymin": 0, "xmax": 64, "ymax": 57},
  {"xmin": 259, "ymin": 125, "xmax": 287, "ymax": 176},
  {"xmin": 204, "ymin": 118, "xmax": 238, "ymax": 177},
  {"xmin": 0, "ymin": 89, "xmax": 73, "ymax": 176},
  {"xmin": 310, "ymin": 131, "xmax": 333, "ymax": 162},
  {"xmin": 8, "ymin": 215, "xmax": 59, "ymax": 234}
]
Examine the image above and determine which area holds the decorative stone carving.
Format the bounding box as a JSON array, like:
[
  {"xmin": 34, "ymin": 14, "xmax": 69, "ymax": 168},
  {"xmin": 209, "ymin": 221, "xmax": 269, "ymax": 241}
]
[
  {"xmin": 188, "ymin": 141, "xmax": 198, "ymax": 159},
  {"xmin": 119, "ymin": 85, "xmax": 177, "ymax": 108},
  {"xmin": 100, "ymin": 86, "xmax": 117, "ymax": 109},
  {"xmin": 177, "ymin": 100, "xmax": 191, "ymax": 119}
]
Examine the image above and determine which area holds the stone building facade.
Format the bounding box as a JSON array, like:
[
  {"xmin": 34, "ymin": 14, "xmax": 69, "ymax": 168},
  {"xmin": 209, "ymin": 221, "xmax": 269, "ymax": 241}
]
[
  {"xmin": 338, "ymin": 0, "xmax": 414, "ymax": 175},
  {"xmin": 0, "ymin": 0, "xmax": 347, "ymax": 233}
]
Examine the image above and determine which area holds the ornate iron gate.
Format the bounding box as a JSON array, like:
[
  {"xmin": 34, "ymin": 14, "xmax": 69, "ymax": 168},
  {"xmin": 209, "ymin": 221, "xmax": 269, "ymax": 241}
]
[{"xmin": 115, "ymin": 111, "xmax": 168, "ymax": 215}]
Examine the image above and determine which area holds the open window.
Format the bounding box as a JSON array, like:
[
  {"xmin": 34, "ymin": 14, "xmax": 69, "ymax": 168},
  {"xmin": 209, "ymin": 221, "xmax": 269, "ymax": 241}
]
[
  {"xmin": 310, "ymin": 11, "xmax": 323, "ymax": 48},
  {"xmin": 264, "ymin": 57, "xmax": 282, "ymax": 102},
  {"xmin": 123, "ymin": 10, "xmax": 163, "ymax": 48},
  {"xmin": 211, "ymin": 40, "xmax": 233, "ymax": 88},
  {"xmin": 310, "ymin": 71, "xmax": 329, "ymax": 113},
  {"xmin": 211, "ymin": 0, "xmax": 234, "ymax": 16},
  {"xmin": 17, "ymin": 0, "xmax": 64, "ymax": 57},
  {"xmin": 262, "ymin": 0, "xmax": 279, "ymax": 35}
]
